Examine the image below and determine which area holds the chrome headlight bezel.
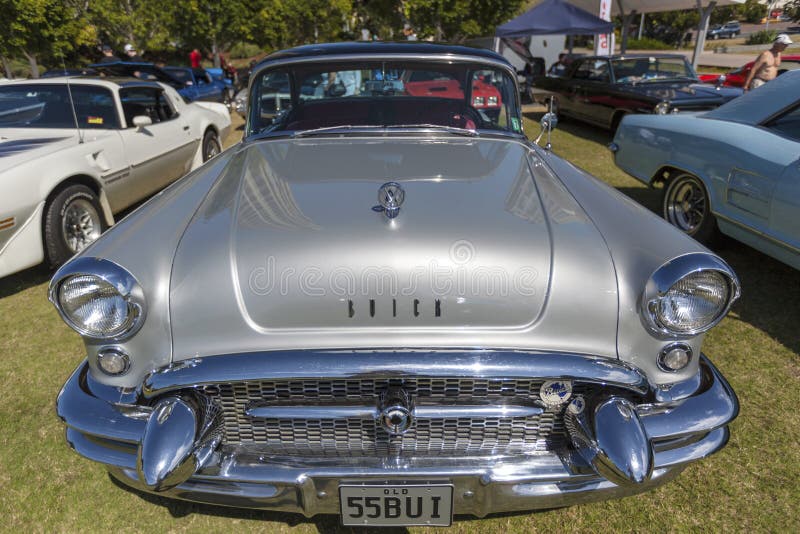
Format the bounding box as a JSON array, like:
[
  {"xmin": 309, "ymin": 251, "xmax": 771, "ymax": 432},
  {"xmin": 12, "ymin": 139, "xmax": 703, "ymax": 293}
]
[
  {"xmin": 48, "ymin": 257, "xmax": 146, "ymax": 341},
  {"xmin": 641, "ymin": 253, "xmax": 740, "ymax": 338}
]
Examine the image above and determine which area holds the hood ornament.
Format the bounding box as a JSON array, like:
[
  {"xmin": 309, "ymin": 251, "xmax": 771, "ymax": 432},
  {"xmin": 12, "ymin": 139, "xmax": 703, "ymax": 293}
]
[{"xmin": 373, "ymin": 182, "xmax": 405, "ymax": 218}]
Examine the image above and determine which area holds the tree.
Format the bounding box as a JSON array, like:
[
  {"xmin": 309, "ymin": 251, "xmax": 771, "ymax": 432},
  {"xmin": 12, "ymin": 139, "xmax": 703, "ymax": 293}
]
[
  {"xmin": 403, "ymin": 0, "xmax": 525, "ymax": 42},
  {"xmin": 250, "ymin": 0, "xmax": 352, "ymax": 50},
  {"xmin": 165, "ymin": 0, "xmax": 264, "ymax": 65},
  {"xmin": 0, "ymin": 0, "xmax": 93, "ymax": 77},
  {"xmin": 785, "ymin": 0, "xmax": 800, "ymax": 21},
  {"xmin": 643, "ymin": 8, "xmax": 699, "ymax": 47},
  {"xmin": 350, "ymin": 0, "xmax": 404, "ymax": 40},
  {"xmin": 85, "ymin": 0, "xmax": 174, "ymax": 57}
]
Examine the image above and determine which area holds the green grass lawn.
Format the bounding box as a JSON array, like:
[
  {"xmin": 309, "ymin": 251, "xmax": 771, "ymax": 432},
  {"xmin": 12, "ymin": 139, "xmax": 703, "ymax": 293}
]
[{"xmin": 1, "ymin": 114, "xmax": 798, "ymax": 532}]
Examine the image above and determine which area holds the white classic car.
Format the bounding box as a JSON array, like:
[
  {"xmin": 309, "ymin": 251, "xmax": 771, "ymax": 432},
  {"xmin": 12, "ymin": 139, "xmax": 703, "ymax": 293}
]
[{"xmin": 0, "ymin": 76, "xmax": 231, "ymax": 278}]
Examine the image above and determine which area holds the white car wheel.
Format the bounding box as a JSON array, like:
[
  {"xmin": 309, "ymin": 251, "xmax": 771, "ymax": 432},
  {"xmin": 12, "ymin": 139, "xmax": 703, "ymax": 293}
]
[{"xmin": 44, "ymin": 184, "xmax": 106, "ymax": 268}]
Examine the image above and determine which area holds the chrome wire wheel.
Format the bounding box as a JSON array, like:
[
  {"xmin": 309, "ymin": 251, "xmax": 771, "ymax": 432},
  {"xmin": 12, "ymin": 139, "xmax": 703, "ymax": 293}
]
[
  {"xmin": 662, "ymin": 173, "xmax": 717, "ymax": 243},
  {"xmin": 61, "ymin": 198, "xmax": 102, "ymax": 254}
]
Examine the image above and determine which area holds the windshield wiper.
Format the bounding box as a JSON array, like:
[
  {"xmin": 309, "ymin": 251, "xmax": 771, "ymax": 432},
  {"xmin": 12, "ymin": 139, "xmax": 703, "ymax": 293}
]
[
  {"xmin": 292, "ymin": 124, "xmax": 478, "ymax": 138},
  {"xmin": 386, "ymin": 124, "xmax": 478, "ymax": 136},
  {"xmin": 292, "ymin": 125, "xmax": 382, "ymax": 138}
]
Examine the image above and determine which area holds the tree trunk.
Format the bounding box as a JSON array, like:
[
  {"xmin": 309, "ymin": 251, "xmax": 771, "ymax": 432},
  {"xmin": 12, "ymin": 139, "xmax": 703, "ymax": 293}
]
[
  {"xmin": 212, "ymin": 40, "xmax": 220, "ymax": 68},
  {"xmin": 23, "ymin": 51, "xmax": 39, "ymax": 78},
  {"xmin": 1, "ymin": 56, "xmax": 13, "ymax": 79}
]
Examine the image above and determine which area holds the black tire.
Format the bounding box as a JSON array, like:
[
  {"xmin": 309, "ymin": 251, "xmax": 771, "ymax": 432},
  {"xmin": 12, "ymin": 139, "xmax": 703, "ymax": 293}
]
[
  {"xmin": 661, "ymin": 173, "xmax": 718, "ymax": 244},
  {"xmin": 202, "ymin": 129, "xmax": 220, "ymax": 162},
  {"xmin": 44, "ymin": 184, "xmax": 106, "ymax": 268}
]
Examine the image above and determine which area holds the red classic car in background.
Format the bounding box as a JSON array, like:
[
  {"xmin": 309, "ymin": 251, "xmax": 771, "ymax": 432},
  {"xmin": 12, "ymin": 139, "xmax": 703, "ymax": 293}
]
[
  {"xmin": 699, "ymin": 55, "xmax": 800, "ymax": 87},
  {"xmin": 403, "ymin": 70, "xmax": 502, "ymax": 121}
]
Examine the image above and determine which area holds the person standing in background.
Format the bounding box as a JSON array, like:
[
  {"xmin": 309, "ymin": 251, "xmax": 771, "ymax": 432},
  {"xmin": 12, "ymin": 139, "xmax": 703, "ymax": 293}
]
[
  {"xmin": 123, "ymin": 44, "xmax": 143, "ymax": 62},
  {"xmin": 190, "ymin": 48, "xmax": 202, "ymax": 68},
  {"xmin": 744, "ymin": 33, "xmax": 793, "ymax": 91},
  {"xmin": 98, "ymin": 45, "xmax": 119, "ymax": 63}
]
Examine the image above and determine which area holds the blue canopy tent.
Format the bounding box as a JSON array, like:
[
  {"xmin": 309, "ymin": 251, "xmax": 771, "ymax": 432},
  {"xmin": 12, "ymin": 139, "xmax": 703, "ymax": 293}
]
[{"xmin": 495, "ymin": 0, "xmax": 613, "ymax": 38}]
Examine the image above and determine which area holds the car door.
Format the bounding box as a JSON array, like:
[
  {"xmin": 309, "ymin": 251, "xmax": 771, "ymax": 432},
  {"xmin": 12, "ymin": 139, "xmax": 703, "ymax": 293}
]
[
  {"xmin": 764, "ymin": 106, "xmax": 800, "ymax": 264},
  {"xmin": 564, "ymin": 60, "xmax": 590, "ymax": 117},
  {"xmin": 193, "ymin": 70, "xmax": 219, "ymax": 102},
  {"xmin": 579, "ymin": 59, "xmax": 615, "ymax": 127},
  {"xmin": 65, "ymin": 85, "xmax": 132, "ymax": 213},
  {"xmin": 715, "ymin": 112, "xmax": 799, "ymax": 267},
  {"xmin": 117, "ymin": 86, "xmax": 196, "ymax": 200}
]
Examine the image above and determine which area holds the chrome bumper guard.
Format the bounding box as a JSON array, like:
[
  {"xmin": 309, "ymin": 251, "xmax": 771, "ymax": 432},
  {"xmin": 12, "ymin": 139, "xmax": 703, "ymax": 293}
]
[{"xmin": 56, "ymin": 351, "xmax": 737, "ymax": 517}]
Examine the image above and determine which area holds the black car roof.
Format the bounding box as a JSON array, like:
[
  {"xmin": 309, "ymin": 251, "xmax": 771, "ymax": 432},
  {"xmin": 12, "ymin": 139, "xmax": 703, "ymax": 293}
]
[
  {"xmin": 582, "ymin": 53, "xmax": 689, "ymax": 61},
  {"xmin": 258, "ymin": 41, "xmax": 510, "ymax": 67}
]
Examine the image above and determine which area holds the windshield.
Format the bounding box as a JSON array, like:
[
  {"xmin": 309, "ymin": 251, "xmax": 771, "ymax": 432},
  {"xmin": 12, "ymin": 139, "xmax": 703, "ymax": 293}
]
[
  {"xmin": 611, "ymin": 57, "xmax": 697, "ymax": 84},
  {"xmin": 248, "ymin": 60, "xmax": 522, "ymax": 136},
  {"xmin": 0, "ymin": 84, "xmax": 119, "ymax": 129}
]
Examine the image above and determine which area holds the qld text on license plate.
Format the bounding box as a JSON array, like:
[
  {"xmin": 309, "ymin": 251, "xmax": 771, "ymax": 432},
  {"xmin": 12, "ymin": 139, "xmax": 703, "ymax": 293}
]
[{"xmin": 339, "ymin": 484, "xmax": 453, "ymax": 526}]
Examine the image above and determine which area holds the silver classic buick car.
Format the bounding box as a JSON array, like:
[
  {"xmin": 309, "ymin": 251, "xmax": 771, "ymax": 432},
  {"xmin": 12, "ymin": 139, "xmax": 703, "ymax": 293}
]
[{"xmin": 52, "ymin": 43, "xmax": 739, "ymax": 526}]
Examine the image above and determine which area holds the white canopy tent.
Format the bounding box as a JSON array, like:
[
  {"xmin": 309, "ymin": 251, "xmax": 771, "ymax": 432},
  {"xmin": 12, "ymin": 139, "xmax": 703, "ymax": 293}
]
[{"xmin": 567, "ymin": 0, "xmax": 746, "ymax": 68}]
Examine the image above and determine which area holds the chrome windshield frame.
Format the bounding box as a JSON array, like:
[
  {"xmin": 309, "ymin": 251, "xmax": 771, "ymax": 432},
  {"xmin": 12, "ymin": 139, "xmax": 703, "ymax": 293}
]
[{"xmin": 244, "ymin": 52, "xmax": 524, "ymax": 140}]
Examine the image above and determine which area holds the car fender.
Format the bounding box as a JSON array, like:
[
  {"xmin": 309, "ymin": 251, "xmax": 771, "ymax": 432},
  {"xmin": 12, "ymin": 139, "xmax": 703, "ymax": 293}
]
[{"xmin": 185, "ymin": 102, "xmax": 232, "ymax": 169}]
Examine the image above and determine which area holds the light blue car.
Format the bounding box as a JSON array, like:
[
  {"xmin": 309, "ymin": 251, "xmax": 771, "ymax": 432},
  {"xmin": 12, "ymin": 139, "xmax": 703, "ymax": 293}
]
[{"xmin": 611, "ymin": 70, "xmax": 800, "ymax": 270}]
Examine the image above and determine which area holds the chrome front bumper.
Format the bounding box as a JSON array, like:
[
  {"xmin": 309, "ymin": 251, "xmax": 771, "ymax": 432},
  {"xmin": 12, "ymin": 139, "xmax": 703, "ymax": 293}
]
[{"xmin": 56, "ymin": 352, "xmax": 737, "ymax": 517}]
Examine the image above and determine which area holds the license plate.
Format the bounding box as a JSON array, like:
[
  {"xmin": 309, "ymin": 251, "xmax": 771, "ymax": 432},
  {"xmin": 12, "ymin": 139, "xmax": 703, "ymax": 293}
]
[{"xmin": 339, "ymin": 484, "xmax": 453, "ymax": 527}]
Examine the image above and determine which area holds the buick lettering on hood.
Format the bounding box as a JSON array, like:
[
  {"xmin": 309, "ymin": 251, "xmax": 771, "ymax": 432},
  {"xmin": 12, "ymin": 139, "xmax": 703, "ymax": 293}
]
[{"xmin": 52, "ymin": 43, "xmax": 739, "ymax": 526}]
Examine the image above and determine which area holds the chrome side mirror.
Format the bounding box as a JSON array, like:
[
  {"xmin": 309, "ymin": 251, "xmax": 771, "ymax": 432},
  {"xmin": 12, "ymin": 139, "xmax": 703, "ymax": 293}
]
[
  {"xmin": 540, "ymin": 112, "xmax": 558, "ymax": 132},
  {"xmin": 535, "ymin": 100, "xmax": 558, "ymax": 151}
]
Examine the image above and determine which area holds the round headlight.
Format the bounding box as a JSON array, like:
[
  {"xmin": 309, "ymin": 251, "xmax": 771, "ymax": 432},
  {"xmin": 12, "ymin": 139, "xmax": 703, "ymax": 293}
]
[
  {"xmin": 654, "ymin": 102, "xmax": 671, "ymax": 115},
  {"xmin": 50, "ymin": 258, "xmax": 145, "ymax": 340},
  {"xmin": 643, "ymin": 254, "xmax": 739, "ymax": 337}
]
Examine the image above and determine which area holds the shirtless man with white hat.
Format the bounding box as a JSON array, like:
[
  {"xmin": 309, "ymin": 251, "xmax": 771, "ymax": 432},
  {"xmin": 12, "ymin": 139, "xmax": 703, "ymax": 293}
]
[{"xmin": 744, "ymin": 33, "xmax": 793, "ymax": 91}]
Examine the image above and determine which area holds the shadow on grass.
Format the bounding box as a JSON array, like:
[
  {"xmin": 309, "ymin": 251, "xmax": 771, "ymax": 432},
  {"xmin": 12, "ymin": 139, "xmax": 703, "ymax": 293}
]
[
  {"xmin": 0, "ymin": 263, "xmax": 50, "ymax": 298},
  {"xmin": 522, "ymin": 110, "xmax": 614, "ymax": 146}
]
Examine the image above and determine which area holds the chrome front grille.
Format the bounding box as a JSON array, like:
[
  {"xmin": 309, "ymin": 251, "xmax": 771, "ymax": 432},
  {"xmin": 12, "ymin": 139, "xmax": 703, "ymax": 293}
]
[{"xmin": 201, "ymin": 378, "xmax": 592, "ymax": 457}]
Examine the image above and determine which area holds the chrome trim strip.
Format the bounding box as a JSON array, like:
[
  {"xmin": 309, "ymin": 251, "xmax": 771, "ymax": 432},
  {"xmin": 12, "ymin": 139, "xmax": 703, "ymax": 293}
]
[
  {"xmin": 129, "ymin": 139, "xmax": 196, "ymax": 170},
  {"xmin": 245, "ymin": 404, "xmax": 544, "ymax": 420},
  {"xmin": 142, "ymin": 350, "xmax": 650, "ymax": 398},
  {"xmin": 246, "ymin": 53, "xmax": 521, "ymax": 140},
  {"xmin": 715, "ymin": 212, "xmax": 800, "ymax": 255},
  {"xmin": 246, "ymin": 405, "xmax": 378, "ymax": 419},
  {"xmin": 415, "ymin": 405, "xmax": 543, "ymax": 418},
  {"xmin": 101, "ymin": 169, "xmax": 131, "ymax": 184}
]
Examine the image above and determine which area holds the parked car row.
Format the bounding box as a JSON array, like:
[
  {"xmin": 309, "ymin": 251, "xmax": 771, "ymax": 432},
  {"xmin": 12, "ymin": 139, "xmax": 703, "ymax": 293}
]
[{"xmin": 91, "ymin": 62, "xmax": 233, "ymax": 108}]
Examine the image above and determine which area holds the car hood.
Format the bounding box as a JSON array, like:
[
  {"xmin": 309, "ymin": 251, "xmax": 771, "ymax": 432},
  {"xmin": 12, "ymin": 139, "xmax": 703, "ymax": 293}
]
[
  {"xmin": 0, "ymin": 128, "xmax": 78, "ymax": 173},
  {"xmin": 168, "ymin": 137, "xmax": 619, "ymax": 359},
  {"xmin": 618, "ymin": 81, "xmax": 741, "ymax": 103}
]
